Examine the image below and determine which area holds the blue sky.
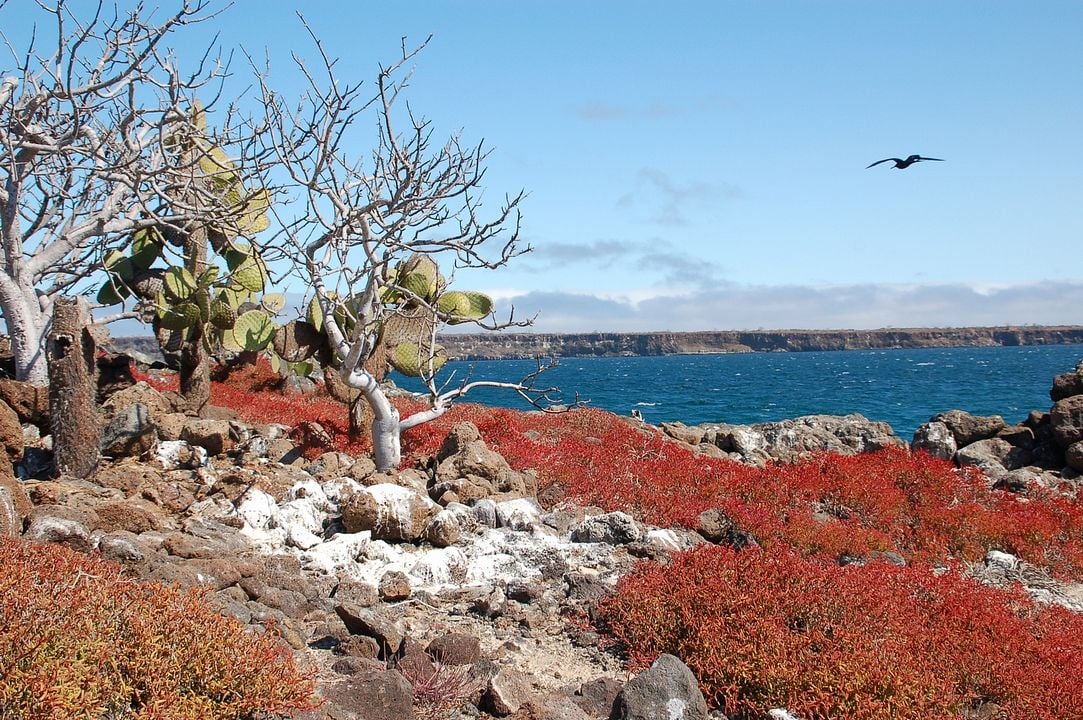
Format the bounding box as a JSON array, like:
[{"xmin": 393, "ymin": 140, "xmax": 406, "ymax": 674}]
[{"xmin": 11, "ymin": 1, "xmax": 1083, "ymax": 332}]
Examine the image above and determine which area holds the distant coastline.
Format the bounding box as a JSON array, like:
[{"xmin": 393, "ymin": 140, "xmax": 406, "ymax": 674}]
[
  {"xmin": 109, "ymin": 325, "xmax": 1083, "ymax": 363},
  {"xmin": 438, "ymin": 326, "xmax": 1083, "ymax": 360}
]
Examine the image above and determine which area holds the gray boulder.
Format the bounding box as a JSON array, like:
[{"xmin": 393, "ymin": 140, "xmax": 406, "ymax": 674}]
[
  {"xmin": 1066, "ymin": 441, "xmax": 1083, "ymax": 473},
  {"xmin": 1050, "ymin": 364, "xmax": 1083, "ymax": 401},
  {"xmin": 317, "ymin": 669, "xmax": 413, "ymax": 720},
  {"xmin": 661, "ymin": 422, "xmax": 707, "ymax": 446},
  {"xmin": 483, "ymin": 666, "xmax": 533, "ymax": 717},
  {"xmin": 696, "ymin": 508, "xmax": 758, "ymax": 549},
  {"xmin": 932, "ymin": 410, "xmax": 1006, "ymax": 447},
  {"xmin": 0, "ymin": 467, "xmax": 30, "ymax": 536},
  {"xmin": 612, "ymin": 653, "xmax": 708, "ymax": 720},
  {"xmin": 955, "ymin": 438, "xmax": 1025, "ymax": 476},
  {"xmin": 911, "ymin": 421, "xmax": 957, "ymax": 460},
  {"xmin": 180, "ymin": 417, "xmax": 236, "ymax": 456},
  {"xmin": 571, "ymin": 511, "xmax": 643, "ymax": 545},
  {"xmin": 432, "ymin": 422, "xmax": 537, "ymax": 503},
  {"xmin": 715, "ymin": 414, "xmax": 903, "ymax": 465},
  {"xmin": 334, "ymin": 603, "xmax": 404, "ymax": 655},
  {"xmin": 340, "ymin": 483, "xmax": 439, "ymax": 542},
  {"xmin": 1051, "ymin": 395, "xmax": 1083, "ymax": 449},
  {"xmin": 101, "ymin": 402, "xmax": 156, "ymax": 457}
]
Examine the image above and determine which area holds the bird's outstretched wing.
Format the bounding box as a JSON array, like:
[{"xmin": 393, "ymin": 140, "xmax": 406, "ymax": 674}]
[
  {"xmin": 917, "ymin": 156, "xmax": 944, "ymax": 162},
  {"xmin": 866, "ymin": 158, "xmax": 899, "ymax": 168}
]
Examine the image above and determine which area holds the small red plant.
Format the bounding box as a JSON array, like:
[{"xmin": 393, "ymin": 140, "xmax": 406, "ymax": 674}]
[
  {"xmin": 395, "ymin": 652, "xmax": 482, "ymax": 720},
  {"xmin": 0, "ymin": 536, "xmax": 317, "ymax": 720},
  {"xmin": 600, "ymin": 545, "xmax": 1083, "ymax": 720}
]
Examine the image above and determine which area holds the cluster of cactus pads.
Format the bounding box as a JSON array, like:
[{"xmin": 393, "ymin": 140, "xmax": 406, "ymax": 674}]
[
  {"xmin": 302, "ymin": 254, "xmax": 494, "ymax": 379},
  {"xmin": 96, "ymin": 102, "xmax": 280, "ymax": 356},
  {"xmin": 96, "ymin": 102, "xmax": 496, "ymax": 383}
]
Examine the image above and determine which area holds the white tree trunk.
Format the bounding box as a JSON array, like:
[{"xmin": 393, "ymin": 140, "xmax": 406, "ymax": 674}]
[
  {"xmin": 370, "ymin": 403, "xmax": 402, "ymax": 472},
  {"xmin": 349, "ymin": 369, "xmax": 402, "ymax": 471},
  {"xmin": 0, "ymin": 282, "xmax": 48, "ymax": 385}
]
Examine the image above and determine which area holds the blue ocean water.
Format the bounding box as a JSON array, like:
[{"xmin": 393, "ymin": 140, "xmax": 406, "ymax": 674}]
[{"xmin": 393, "ymin": 345, "xmax": 1083, "ymax": 440}]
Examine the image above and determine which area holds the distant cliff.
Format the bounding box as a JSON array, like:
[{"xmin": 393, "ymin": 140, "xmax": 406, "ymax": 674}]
[
  {"xmin": 438, "ymin": 326, "xmax": 1083, "ymax": 360},
  {"xmin": 106, "ymin": 325, "xmax": 1083, "ymax": 363}
]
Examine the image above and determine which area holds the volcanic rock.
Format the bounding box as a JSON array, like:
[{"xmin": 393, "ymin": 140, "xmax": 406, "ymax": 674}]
[
  {"xmin": 571, "ymin": 511, "xmax": 643, "ymax": 545},
  {"xmin": 0, "ymin": 399, "xmax": 24, "ymax": 464},
  {"xmin": 612, "ymin": 653, "xmax": 708, "ymax": 720},
  {"xmin": 932, "ymin": 410, "xmax": 1007, "ymax": 447},
  {"xmin": 101, "ymin": 403, "xmax": 156, "ymax": 457},
  {"xmin": 1051, "ymin": 395, "xmax": 1083, "ymax": 449},
  {"xmin": 340, "ymin": 483, "xmax": 439, "ymax": 542},
  {"xmin": 711, "ymin": 414, "xmax": 903, "ymax": 465},
  {"xmin": 911, "ymin": 421, "xmax": 957, "ymax": 460},
  {"xmin": 1051, "ymin": 364, "xmax": 1083, "ymax": 401}
]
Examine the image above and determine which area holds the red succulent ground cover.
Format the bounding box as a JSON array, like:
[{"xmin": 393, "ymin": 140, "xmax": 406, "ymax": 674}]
[
  {"xmin": 0, "ymin": 536, "xmax": 317, "ymax": 720},
  {"xmin": 600, "ymin": 545, "xmax": 1083, "ymax": 720},
  {"xmin": 134, "ymin": 360, "xmax": 1083, "ymax": 717}
]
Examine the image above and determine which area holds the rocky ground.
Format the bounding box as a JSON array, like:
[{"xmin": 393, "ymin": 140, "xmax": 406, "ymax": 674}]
[{"xmin": 2, "ymin": 357, "xmax": 1082, "ymax": 720}]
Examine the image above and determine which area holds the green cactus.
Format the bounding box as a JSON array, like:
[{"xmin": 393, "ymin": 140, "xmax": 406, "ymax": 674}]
[
  {"xmin": 436, "ymin": 290, "xmax": 493, "ymax": 323},
  {"xmin": 208, "ymin": 299, "xmax": 237, "ymax": 329},
  {"xmin": 130, "ymin": 227, "xmax": 164, "ymax": 271},
  {"xmin": 389, "ymin": 341, "xmax": 447, "ymax": 377},
  {"xmin": 162, "ymin": 267, "xmax": 198, "ymax": 301},
  {"xmin": 397, "ymin": 254, "xmax": 443, "ymax": 302},
  {"xmin": 93, "ymin": 99, "xmax": 281, "ymax": 411},
  {"xmin": 155, "ymin": 297, "xmax": 202, "ymax": 330},
  {"xmin": 221, "ymin": 309, "xmax": 277, "ymax": 352}
]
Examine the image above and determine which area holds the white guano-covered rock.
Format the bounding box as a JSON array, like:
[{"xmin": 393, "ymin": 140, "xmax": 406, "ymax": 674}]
[
  {"xmin": 341, "ymin": 483, "xmax": 439, "ymax": 542},
  {"xmin": 495, "ymin": 497, "xmax": 542, "ymax": 531}
]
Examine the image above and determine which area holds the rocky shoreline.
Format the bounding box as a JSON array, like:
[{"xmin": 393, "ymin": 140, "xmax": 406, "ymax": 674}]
[{"xmin": 2, "ymin": 356, "xmax": 1083, "ymax": 719}]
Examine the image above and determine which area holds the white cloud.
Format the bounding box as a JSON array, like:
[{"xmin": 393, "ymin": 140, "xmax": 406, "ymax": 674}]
[
  {"xmin": 488, "ymin": 281, "xmax": 1083, "ymax": 334},
  {"xmin": 102, "ymin": 281, "xmax": 1083, "ymax": 339}
]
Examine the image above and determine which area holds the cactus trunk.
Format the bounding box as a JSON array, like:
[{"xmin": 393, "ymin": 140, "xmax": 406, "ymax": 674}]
[{"xmin": 178, "ymin": 193, "xmax": 212, "ymax": 413}]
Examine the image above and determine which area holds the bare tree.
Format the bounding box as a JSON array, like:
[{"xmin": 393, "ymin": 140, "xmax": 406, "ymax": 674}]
[
  {"xmin": 0, "ymin": 0, "xmax": 264, "ymax": 385},
  {"xmin": 255, "ymin": 35, "xmax": 564, "ymax": 471}
]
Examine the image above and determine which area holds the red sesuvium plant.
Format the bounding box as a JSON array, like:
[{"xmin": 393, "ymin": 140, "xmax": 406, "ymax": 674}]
[
  {"xmin": 0, "ymin": 536, "xmax": 317, "ymax": 720},
  {"xmin": 598, "ymin": 545, "xmax": 1083, "ymax": 720},
  {"xmin": 134, "ymin": 361, "xmax": 1083, "ymax": 717}
]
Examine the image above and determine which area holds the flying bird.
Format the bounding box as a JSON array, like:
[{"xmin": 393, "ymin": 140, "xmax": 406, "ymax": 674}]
[{"xmin": 866, "ymin": 154, "xmax": 944, "ymax": 169}]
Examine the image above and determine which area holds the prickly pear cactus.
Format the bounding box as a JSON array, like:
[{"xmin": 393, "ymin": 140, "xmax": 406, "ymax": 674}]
[
  {"xmin": 352, "ymin": 253, "xmax": 495, "ymax": 379},
  {"xmin": 95, "ymin": 100, "xmax": 280, "ymax": 365}
]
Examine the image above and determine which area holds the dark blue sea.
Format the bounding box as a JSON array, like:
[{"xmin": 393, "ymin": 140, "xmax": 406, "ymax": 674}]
[{"xmin": 393, "ymin": 345, "xmax": 1083, "ymax": 441}]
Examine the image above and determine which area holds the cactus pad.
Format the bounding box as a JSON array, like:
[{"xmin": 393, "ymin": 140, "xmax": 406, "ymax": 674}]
[
  {"xmin": 130, "ymin": 227, "xmax": 164, "ymax": 271},
  {"xmin": 389, "ymin": 341, "xmax": 447, "ymax": 377},
  {"xmin": 208, "ymin": 300, "xmax": 237, "ymax": 329},
  {"xmin": 163, "ymin": 267, "xmax": 198, "ymax": 301},
  {"xmin": 231, "ymin": 256, "xmax": 267, "ymax": 293},
  {"xmin": 156, "ymin": 301, "xmax": 202, "ymax": 330},
  {"xmin": 222, "ymin": 309, "xmax": 276, "ymax": 352},
  {"xmin": 437, "ymin": 290, "xmax": 494, "ymax": 323}
]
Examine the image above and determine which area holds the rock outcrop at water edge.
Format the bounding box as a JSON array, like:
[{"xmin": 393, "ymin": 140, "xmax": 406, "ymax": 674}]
[
  {"xmin": 660, "ymin": 413, "xmax": 905, "ymax": 466},
  {"xmin": 910, "ymin": 359, "xmax": 1083, "ymax": 491}
]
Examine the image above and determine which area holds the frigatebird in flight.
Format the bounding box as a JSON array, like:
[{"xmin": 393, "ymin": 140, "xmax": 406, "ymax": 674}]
[{"xmin": 866, "ymin": 154, "xmax": 944, "ymax": 169}]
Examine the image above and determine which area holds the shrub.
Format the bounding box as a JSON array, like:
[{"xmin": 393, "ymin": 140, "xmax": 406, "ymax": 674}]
[
  {"xmin": 600, "ymin": 545, "xmax": 1083, "ymax": 720},
  {"xmin": 0, "ymin": 536, "xmax": 317, "ymax": 720},
  {"xmin": 394, "ymin": 652, "xmax": 482, "ymax": 720}
]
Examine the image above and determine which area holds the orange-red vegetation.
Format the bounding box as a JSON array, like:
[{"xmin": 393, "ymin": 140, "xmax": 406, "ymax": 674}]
[
  {"xmin": 0, "ymin": 536, "xmax": 317, "ymax": 720},
  {"xmin": 600, "ymin": 545, "xmax": 1083, "ymax": 720}
]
